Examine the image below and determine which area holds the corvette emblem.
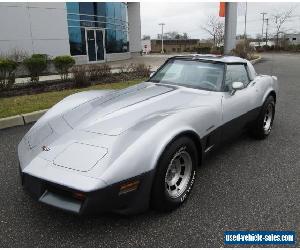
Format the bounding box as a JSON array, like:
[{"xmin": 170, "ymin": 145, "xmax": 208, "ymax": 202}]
[{"xmin": 42, "ymin": 145, "xmax": 50, "ymax": 151}]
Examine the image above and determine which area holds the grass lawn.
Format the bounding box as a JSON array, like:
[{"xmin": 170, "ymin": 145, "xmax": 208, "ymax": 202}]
[{"xmin": 0, "ymin": 79, "xmax": 144, "ymax": 119}]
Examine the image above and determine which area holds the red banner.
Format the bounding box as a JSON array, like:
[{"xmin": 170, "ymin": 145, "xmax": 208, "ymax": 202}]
[{"xmin": 219, "ymin": 2, "xmax": 225, "ymax": 17}]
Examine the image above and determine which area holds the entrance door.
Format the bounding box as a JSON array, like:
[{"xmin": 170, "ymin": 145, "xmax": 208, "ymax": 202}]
[
  {"xmin": 95, "ymin": 30, "xmax": 104, "ymax": 61},
  {"xmin": 86, "ymin": 29, "xmax": 105, "ymax": 62}
]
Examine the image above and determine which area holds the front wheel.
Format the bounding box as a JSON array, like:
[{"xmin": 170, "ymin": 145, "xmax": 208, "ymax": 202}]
[
  {"xmin": 150, "ymin": 137, "xmax": 197, "ymax": 212},
  {"xmin": 250, "ymin": 95, "xmax": 275, "ymax": 139}
]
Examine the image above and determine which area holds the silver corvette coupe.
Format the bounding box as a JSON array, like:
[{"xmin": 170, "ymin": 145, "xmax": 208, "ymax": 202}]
[{"xmin": 18, "ymin": 55, "xmax": 278, "ymax": 215}]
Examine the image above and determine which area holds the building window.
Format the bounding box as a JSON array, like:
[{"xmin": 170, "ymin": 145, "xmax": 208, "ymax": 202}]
[
  {"xmin": 79, "ymin": 2, "xmax": 95, "ymax": 15},
  {"xmin": 68, "ymin": 27, "xmax": 86, "ymax": 55},
  {"xmin": 66, "ymin": 2, "xmax": 129, "ymax": 56}
]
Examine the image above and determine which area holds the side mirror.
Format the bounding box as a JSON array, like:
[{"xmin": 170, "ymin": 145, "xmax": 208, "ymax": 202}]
[
  {"xmin": 149, "ymin": 71, "xmax": 155, "ymax": 78},
  {"xmin": 230, "ymin": 81, "xmax": 244, "ymax": 95}
]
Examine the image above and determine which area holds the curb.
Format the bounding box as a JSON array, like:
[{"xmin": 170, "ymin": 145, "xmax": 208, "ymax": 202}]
[
  {"xmin": 22, "ymin": 109, "xmax": 48, "ymax": 124},
  {"xmin": 0, "ymin": 109, "xmax": 48, "ymax": 130},
  {"xmin": 0, "ymin": 115, "xmax": 24, "ymax": 130}
]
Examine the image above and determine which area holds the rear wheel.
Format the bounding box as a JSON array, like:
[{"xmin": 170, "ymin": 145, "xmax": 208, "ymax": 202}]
[
  {"xmin": 250, "ymin": 96, "xmax": 275, "ymax": 139},
  {"xmin": 151, "ymin": 136, "xmax": 197, "ymax": 212}
]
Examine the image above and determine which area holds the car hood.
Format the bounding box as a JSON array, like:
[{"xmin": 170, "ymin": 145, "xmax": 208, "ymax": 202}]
[
  {"xmin": 52, "ymin": 82, "xmax": 213, "ymax": 136},
  {"xmin": 19, "ymin": 82, "xmax": 218, "ymax": 180},
  {"xmin": 63, "ymin": 82, "xmax": 177, "ymax": 135}
]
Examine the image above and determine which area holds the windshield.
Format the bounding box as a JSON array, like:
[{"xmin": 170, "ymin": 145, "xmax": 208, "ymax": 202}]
[{"xmin": 149, "ymin": 59, "xmax": 225, "ymax": 91}]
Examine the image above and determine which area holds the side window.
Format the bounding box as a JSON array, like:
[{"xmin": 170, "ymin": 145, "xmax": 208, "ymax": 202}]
[{"xmin": 225, "ymin": 64, "xmax": 250, "ymax": 91}]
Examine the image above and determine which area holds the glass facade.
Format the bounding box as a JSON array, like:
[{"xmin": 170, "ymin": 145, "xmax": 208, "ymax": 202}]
[{"xmin": 66, "ymin": 2, "xmax": 129, "ymax": 57}]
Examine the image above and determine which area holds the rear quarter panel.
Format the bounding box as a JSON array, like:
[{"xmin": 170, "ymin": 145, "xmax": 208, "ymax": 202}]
[{"xmin": 255, "ymin": 75, "xmax": 278, "ymax": 107}]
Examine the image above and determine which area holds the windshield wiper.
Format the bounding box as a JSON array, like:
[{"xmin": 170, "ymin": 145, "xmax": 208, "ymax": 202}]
[{"xmin": 149, "ymin": 79, "xmax": 160, "ymax": 83}]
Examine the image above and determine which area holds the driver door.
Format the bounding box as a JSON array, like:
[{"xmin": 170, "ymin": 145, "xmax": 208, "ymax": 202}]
[{"xmin": 221, "ymin": 64, "xmax": 257, "ymax": 141}]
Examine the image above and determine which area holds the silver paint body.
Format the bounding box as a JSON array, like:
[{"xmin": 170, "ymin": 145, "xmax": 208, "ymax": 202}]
[{"xmin": 18, "ymin": 56, "xmax": 278, "ymax": 193}]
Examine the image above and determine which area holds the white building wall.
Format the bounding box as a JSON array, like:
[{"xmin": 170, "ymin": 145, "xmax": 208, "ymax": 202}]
[
  {"xmin": 127, "ymin": 2, "xmax": 141, "ymax": 54},
  {"xmin": 0, "ymin": 2, "xmax": 70, "ymax": 57},
  {"xmin": 286, "ymin": 34, "xmax": 300, "ymax": 45}
]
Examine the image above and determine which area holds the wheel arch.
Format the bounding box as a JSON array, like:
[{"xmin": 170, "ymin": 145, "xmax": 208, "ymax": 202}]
[
  {"xmin": 262, "ymin": 89, "xmax": 276, "ymax": 106},
  {"xmin": 156, "ymin": 130, "xmax": 203, "ymax": 170},
  {"xmin": 268, "ymin": 90, "xmax": 276, "ymax": 103},
  {"xmin": 149, "ymin": 130, "xmax": 203, "ymax": 210}
]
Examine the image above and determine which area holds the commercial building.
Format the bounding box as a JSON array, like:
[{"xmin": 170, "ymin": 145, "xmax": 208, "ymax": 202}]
[
  {"xmin": 0, "ymin": 2, "xmax": 141, "ymax": 64},
  {"xmin": 285, "ymin": 33, "xmax": 300, "ymax": 45},
  {"xmin": 150, "ymin": 39, "xmax": 200, "ymax": 53}
]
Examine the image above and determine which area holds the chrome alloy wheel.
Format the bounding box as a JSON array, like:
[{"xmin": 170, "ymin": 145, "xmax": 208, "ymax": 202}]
[
  {"xmin": 263, "ymin": 104, "xmax": 274, "ymax": 132},
  {"xmin": 165, "ymin": 148, "xmax": 192, "ymax": 199}
]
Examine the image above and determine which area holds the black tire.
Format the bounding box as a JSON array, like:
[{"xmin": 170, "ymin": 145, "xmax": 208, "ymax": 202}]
[
  {"xmin": 250, "ymin": 95, "xmax": 275, "ymax": 139},
  {"xmin": 150, "ymin": 136, "xmax": 198, "ymax": 212}
]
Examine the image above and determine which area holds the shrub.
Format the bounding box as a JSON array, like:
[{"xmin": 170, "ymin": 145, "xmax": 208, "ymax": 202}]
[
  {"xmin": 118, "ymin": 64, "xmax": 127, "ymax": 74},
  {"xmin": 31, "ymin": 54, "xmax": 48, "ymax": 60},
  {"xmin": 231, "ymin": 41, "xmax": 255, "ymax": 60},
  {"xmin": 71, "ymin": 65, "xmax": 91, "ymax": 88},
  {"xmin": 0, "ymin": 58, "xmax": 17, "ymax": 89},
  {"xmin": 1, "ymin": 48, "xmax": 29, "ymax": 63},
  {"xmin": 88, "ymin": 63, "xmax": 112, "ymax": 81},
  {"xmin": 23, "ymin": 54, "xmax": 48, "ymax": 83},
  {"xmin": 127, "ymin": 63, "xmax": 151, "ymax": 78},
  {"xmin": 195, "ymin": 46, "xmax": 211, "ymax": 54},
  {"xmin": 53, "ymin": 55, "xmax": 75, "ymax": 81},
  {"xmin": 117, "ymin": 64, "xmax": 133, "ymax": 81},
  {"xmin": 10, "ymin": 49, "xmax": 28, "ymax": 62},
  {"xmin": 262, "ymin": 45, "xmax": 270, "ymax": 51},
  {"xmin": 210, "ymin": 46, "xmax": 223, "ymax": 55},
  {"xmin": 284, "ymin": 44, "xmax": 300, "ymax": 52},
  {"xmin": 274, "ymin": 45, "xmax": 281, "ymax": 51},
  {"xmin": 256, "ymin": 46, "xmax": 264, "ymax": 53}
]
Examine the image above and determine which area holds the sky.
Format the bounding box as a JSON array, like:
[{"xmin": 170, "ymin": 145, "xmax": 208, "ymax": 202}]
[{"xmin": 140, "ymin": 2, "xmax": 300, "ymax": 40}]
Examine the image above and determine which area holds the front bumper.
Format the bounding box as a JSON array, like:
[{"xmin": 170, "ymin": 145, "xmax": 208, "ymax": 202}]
[{"xmin": 20, "ymin": 170, "xmax": 155, "ymax": 215}]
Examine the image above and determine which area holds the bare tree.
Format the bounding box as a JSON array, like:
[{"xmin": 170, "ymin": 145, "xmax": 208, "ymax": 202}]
[
  {"xmin": 201, "ymin": 16, "xmax": 224, "ymax": 46},
  {"xmin": 0, "ymin": 47, "xmax": 28, "ymax": 62},
  {"xmin": 166, "ymin": 31, "xmax": 180, "ymax": 39},
  {"xmin": 272, "ymin": 8, "xmax": 293, "ymax": 46},
  {"xmin": 142, "ymin": 35, "xmax": 151, "ymax": 40},
  {"xmin": 182, "ymin": 32, "xmax": 189, "ymax": 39},
  {"xmin": 256, "ymin": 34, "xmax": 263, "ymax": 46},
  {"xmin": 158, "ymin": 31, "xmax": 190, "ymax": 40}
]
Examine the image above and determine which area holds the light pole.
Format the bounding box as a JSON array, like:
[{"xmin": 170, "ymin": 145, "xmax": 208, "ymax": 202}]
[
  {"xmin": 159, "ymin": 23, "xmax": 165, "ymax": 54},
  {"xmin": 244, "ymin": 2, "xmax": 248, "ymax": 41},
  {"xmin": 260, "ymin": 12, "xmax": 267, "ymax": 44},
  {"xmin": 265, "ymin": 18, "xmax": 269, "ymax": 46}
]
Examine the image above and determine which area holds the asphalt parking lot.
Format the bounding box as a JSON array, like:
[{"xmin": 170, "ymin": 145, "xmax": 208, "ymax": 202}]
[{"xmin": 0, "ymin": 53, "xmax": 299, "ymax": 247}]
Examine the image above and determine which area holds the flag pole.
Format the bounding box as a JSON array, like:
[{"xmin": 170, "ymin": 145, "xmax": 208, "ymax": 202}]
[
  {"xmin": 224, "ymin": 2, "xmax": 237, "ymax": 54},
  {"xmin": 244, "ymin": 2, "xmax": 247, "ymax": 41}
]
